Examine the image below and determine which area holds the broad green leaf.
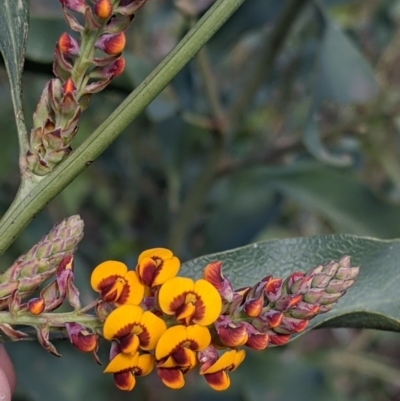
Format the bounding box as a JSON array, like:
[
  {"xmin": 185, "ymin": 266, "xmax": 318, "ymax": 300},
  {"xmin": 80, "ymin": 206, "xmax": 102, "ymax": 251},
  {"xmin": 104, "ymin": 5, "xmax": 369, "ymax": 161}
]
[
  {"xmin": 269, "ymin": 164, "xmax": 400, "ymax": 238},
  {"xmin": 181, "ymin": 235, "xmax": 400, "ymax": 334},
  {"xmin": 315, "ymin": 10, "xmax": 378, "ymax": 104},
  {"xmin": 0, "ymin": 0, "xmax": 30, "ymax": 138},
  {"xmin": 303, "ymin": 6, "xmax": 378, "ymax": 165}
]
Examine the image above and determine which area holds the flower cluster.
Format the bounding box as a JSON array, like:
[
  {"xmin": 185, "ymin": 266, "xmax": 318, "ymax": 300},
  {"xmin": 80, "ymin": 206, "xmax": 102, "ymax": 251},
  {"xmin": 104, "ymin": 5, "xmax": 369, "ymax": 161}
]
[
  {"xmin": 27, "ymin": 0, "xmax": 148, "ymax": 175},
  {"xmin": 0, "ymin": 214, "xmax": 359, "ymax": 394},
  {"xmin": 90, "ymin": 249, "xmax": 359, "ymax": 392}
]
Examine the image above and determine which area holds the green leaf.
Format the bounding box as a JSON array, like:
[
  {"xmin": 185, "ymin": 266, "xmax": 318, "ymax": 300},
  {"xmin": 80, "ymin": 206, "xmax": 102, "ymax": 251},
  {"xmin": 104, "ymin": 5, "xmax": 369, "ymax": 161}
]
[
  {"xmin": 315, "ymin": 12, "xmax": 378, "ymax": 104},
  {"xmin": 0, "ymin": 0, "xmax": 29, "ymax": 141},
  {"xmin": 270, "ymin": 164, "xmax": 400, "ymax": 238},
  {"xmin": 181, "ymin": 235, "xmax": 400, "ymax": 334}
]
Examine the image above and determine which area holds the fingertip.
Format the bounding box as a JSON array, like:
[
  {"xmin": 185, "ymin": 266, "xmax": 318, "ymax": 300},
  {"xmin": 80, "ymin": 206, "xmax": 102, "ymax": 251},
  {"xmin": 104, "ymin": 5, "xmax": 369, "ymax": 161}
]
[
  {"xmin": 0, "ymin": 368, "xmax": 11, "ymax": 401},
  {"xmin": 0, "ymin": 346, "xmax": 15, "ymax": 394}
]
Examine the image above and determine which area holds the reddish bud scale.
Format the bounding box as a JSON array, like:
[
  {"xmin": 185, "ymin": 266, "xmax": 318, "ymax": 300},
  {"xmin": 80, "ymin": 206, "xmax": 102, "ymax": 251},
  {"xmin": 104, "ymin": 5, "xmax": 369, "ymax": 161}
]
[{"xmin": 94, "ymin": 0, "xmax": 113, "ymax": 19}]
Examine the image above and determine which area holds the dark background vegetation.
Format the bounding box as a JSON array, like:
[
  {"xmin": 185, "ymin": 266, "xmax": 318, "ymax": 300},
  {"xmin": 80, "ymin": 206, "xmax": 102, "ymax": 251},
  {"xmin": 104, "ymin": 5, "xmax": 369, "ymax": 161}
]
[{"xmin": 2, "ymin": 0, "xmax": 400, "ymax": 399}]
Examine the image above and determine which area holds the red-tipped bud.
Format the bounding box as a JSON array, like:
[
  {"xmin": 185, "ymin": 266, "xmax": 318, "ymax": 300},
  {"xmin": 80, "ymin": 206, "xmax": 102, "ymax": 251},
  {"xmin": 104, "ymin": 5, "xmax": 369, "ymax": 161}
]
[
  {"xmin": 243, "ymin": 296, "xmax": 263, "ymax": 318},
  {"xmin": 265, "ymin": 278, "xmax": 282, "ymax": 303},
  {"xmin": 28, "ymin": 297, "xmax": 45, "ymax": 315},
  {"xmin": 274, "ymin": 317, "xmax": 308, "ymax": 334},
  {"xmin": 289, "ymin": 275, "xmax": 313, "ymax": 294},
  {"xmin": 94, "ymin": 0, "xmax": 113, "ymax": 19},
  {"xmin": 60, "ymin": 0, "xmax": 86, "ymax": 13},
  {"xmin": 215, "ymin": 318, "xmax": 248, "ymax": 348},
  {"xmin": 303, "ymin": 288, "xmax": 325, "ymax": 304},
  {"xmin": 58, "ymin": 32, "xmax": 80, "ymax": 55},
  {"xmin": 65, "ymin": 323, "xmax": 98, "ymax": 353},
  {"xmin": 96, "ymin": 32, "xmax": 126, "ymax": 55},
  {"xmin": 274, "ymin": 294, "xmax": 302, "ymax": 312},
  {"xmin": 62, "ymin": 78, "xmax": 76, "ymax": 95},
  {"xmin": 204, "ymin": 261, "xmax": 234, "ymax": 302},
  {"xmin": 285, "ymin": 272, "xmax": 304, "ymax": 290},
  {"xmin": 253, "ymin": 310, "xmax": 283, "ymax": 332},
  {"xmin": 289, "ymin": 302, "xmax": 319, "ymax": 319},
  {"xmin": 56, "ymin": 255, "xmax": 74, "ymax": 298},
  {"xmin": 268, "ymin": 331, "xmax": 290, "ymax": 346}
]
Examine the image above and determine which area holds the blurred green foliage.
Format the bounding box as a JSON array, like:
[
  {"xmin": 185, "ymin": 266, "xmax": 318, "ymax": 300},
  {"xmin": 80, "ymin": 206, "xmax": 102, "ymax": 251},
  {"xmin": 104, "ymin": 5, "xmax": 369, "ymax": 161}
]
[{"xmin": 3, "ymin": 0, "xmax": 400, "ymax": 400}]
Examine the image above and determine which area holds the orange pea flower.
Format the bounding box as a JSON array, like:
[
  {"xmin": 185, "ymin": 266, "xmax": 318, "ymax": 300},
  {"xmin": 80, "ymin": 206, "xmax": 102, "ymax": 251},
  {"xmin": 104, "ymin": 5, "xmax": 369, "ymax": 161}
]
[
  {"xmin": 200, "ymin": 349, "xmax": 246, "ymax": 391},
  {"xmin": 136, "ymin": 248, "xmax": 180, "ymax": 287},
  {"xmin": 104, "ymin": 352, "xmax": 154, "ymax": 391},
  {"xmin": 158, "ymin": 277, "xmax": 222, "ymax": 326},
  {"xmin": 103, "ymin": 305, "xmax": 167, "ymax": 354},
  {"xmin": 155, "ymin": 325, "xmax": 211, "ymax": 389},
  {"xmin": 91, "ymin": 261, "xmax": 144, "ymax": 306}
]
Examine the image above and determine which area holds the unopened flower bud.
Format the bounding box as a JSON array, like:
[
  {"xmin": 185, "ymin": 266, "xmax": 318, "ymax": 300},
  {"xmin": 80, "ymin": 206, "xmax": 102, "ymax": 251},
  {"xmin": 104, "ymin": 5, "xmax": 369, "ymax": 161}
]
[
  {"xmin": 273, "ymin": 316, "xmax": 308, "ymax": 334},
  {"xmin": 94, "ymin": 0, "xmax": 113, "ymax": 19},
  {"xmin": 65, "ymin": 323, "xmax": 98, "ymax": 353},
  {"xmin": 268, "ymin": 331, "xmax": 290, "ymax": 346},
  {"xmin": 58, "ymin": 32, "xmax": 80, "ymax": 55},
  {"xmin": 243, "ymin": 296, "xmax": 263, "ymax": 318},
  {"xmin": 289, "ymin": 275, "xmax": 313, "ymax": 294},
  {"xmin": 203, "ymin": 261, "xmax": 234, "ymax": 302},
  {"xmin": 215, "ymin": 318, "xmax": 248, "ymax": 347},
  {"xmin": 28, "ymin": 297, "xmax": 45, "ymax": 315},
  {"xmin": 264, "ymin": 278, "xmax": 282, "ymax": 303},
  {"xmin": 96, "ymin": 32, "xmax": 126, "ymax": 55},
  {"xmin": 274, "ymin": 294, "xmax": 302, "ymax": 312},
  {"xmin": 288, "ymin": 301, "xmax": 319, "ymax": 319}
]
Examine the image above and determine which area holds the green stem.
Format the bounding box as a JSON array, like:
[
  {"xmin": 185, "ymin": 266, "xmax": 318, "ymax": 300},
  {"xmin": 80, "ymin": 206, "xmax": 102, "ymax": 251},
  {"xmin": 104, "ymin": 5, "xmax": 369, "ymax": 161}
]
[
  {"xmin": 0, "ymin": 311, "xmax": 102, "ymax": 342},
  {"xmin": 0, "ymin": 0, "xmax": 247, "ymax": 255}
]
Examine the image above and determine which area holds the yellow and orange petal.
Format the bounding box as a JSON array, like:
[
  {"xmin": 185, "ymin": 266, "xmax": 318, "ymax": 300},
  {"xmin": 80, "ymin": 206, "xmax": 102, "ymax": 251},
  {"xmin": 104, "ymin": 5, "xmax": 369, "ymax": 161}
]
[
  {"xmin": 155, "ymin": 325, "xmax": 211, "ymax": 362},
  {"xmin": 103, "ymin": 305, "xmax": 166, "ymax": 353},
  {"xmin": 157, "ymin": 367, "xmax": 185, "ymax": 389},
  {"xmin": 136, "ymin": 248, "xmax": 180, "ymax": 287},
  {"xmin": 104, "ymin": 352, "xmax": 154, "ymax": 375},
  {"xmin": 158, "ymin": 277, "xmax": 222, "ymax": 326},
  {"xmin": 114, "ymin": 371, "xmax": 136, "ymax": 391},
  {"xmin": 90, "ymin": 261, "xmax": 144, "ymax": 306},
  {"xmin": 201, "ymin": 350, "xmax": 246, "ymax": 391}
]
